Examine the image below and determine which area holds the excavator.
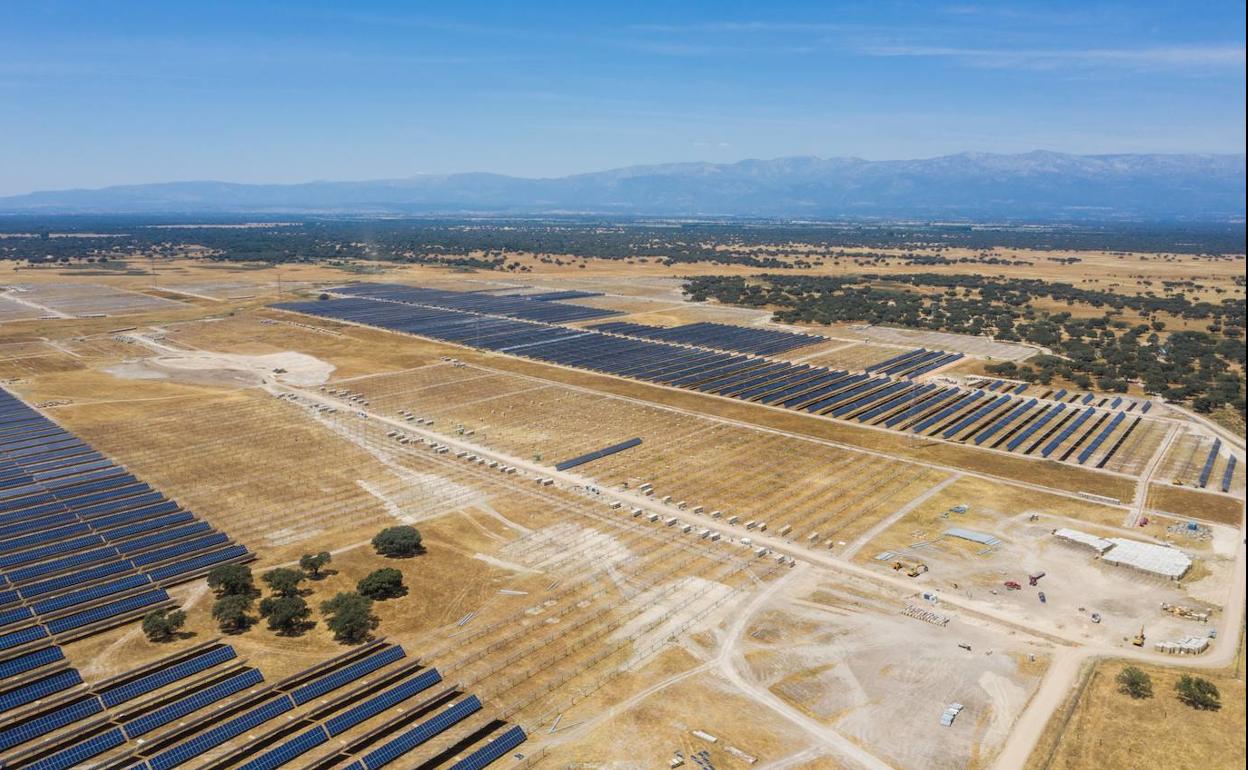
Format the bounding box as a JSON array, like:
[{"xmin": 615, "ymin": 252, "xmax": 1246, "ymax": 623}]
[
  {"xmin": 1132, "ymin": 626, "xmax": 1146, "ymax": 647},
  {"xmin": 892, "ymin": 559, "xmax": 929, "ymax": 578}
]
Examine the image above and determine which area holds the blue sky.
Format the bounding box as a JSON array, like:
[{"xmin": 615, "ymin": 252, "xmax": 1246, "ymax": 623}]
[{"xmin": 1, "ymin": 1, "xmax": 1244, "ymax": 195}]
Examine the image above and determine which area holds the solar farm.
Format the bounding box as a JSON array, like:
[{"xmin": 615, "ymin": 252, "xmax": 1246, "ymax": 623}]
[{"xmin": 0, "ymin": 259, "xmax": 1243, "ymax": 770}]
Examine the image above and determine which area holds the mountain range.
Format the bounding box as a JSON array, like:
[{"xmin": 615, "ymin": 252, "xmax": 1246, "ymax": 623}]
[{"xmin": 2, "ymin": 151, "xmax": 1243, "ymax": 221}]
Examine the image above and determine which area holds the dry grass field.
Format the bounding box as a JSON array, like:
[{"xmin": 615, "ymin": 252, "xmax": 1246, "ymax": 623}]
[{"xmin": 1027, "ymin": 656, "xmax": 1246, "ymax": 770}]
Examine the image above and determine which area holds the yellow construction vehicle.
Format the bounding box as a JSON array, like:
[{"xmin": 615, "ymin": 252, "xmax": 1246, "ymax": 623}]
[
  {"xmin": 1132, "ymin": 626, "xmax": 1146, "ymax": 647},
  {"xmin": 892, "ymin": 560, "xmax": 929, "ymax": 578}
]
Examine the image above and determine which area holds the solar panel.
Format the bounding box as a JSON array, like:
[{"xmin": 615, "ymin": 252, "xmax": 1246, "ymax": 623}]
[
  {"xmin": 0, "ymin": 668, "xmax": 83, "ymax": 712},
  {"xmin": 0, "ymin": 623, "xmax": 48, "ymax": 650},
  {"xmin": 1006, "ymin": 404, "xmax": 1065, "ymax": 452},
  {"xmin": 24, "ymin": 726, "xmax": 125, "ymax": 770},
  {"xmin": 45, "ymin": 588, "xmax": 169, "ymax": 635},
  {"xmin": 0, "ymin": 604, "xmax": 34, "ymax": 628},
  {"xmin": 115, "ymin": 522, "xmax": 212, "ymax": 556},
  {"xmin": 448, "ymin": 725, "xmax": 528, "ymax": 770},
  {"xmin": 0, "ymin": 522, "xmax": 92, "ymax": 556},
  {"xmin": 7, "ymin": 545, "xmax": 121, "ymax": 584},
  {"xmin": 124, "ymin": 668, "xmax": 264, "ymax": 738},
  {"xmin": 324, "ymin": 668, "xmax": 443, "ymax": 736},
  {"xmin": 146, "ymin": 545, "xmax": 250, "ymax": 581},
  {"xmin": 16, "ymin": 559, "xmax": 136, "ymax": 599},
  {"xmin": 290, "ymin": 645, "xmax": 405, "ymax": 705},
  {"xmin": 146, "ymin": 696, "xmax": 294, "ymax": 770},
  {"xmin": 129, "ymin": 533, "xmax": 229, "ymax": 567},
  {"xmin": 973, "ymin": 399, "xmax": 1037, "ymax": 445},
  {"xmin": 940, "ymin": 395, "xmax": 1013, "ymax": 439},
  {"xmin": 101, "ymin": 645, "xmax": 237, "ymax": 707},
  {"xmin": 0, "ymin": 534, "xmax": 108, "ymax": 569},
  {"xmin": 0, "ymin": 695, "xmax": 102, "ymax": 751},
  {"xmin": 237, "ymin": 725, "xmax": 329, "ymax": 770},
  {"xmin": 1077, "ymin": 412, "xmax": 1126, "ymax": 464},
  {"xmin": 0, "ymin": 645, "xmax": 64, "ymax": 680},
  {"xmin": 1221, "ymin": 455, "xmax": 1238, "ymax": 493},
  {"xmin": 1197, "ymin": 439, "xmax": 1223, "ymax": 489},
  {"xmin": 1040, "ymin": 407, "xmax": 1094, "ymax": 458},
  {"xmin": 359, "ymin": 696, "xmax": 482, "ymax": 769}
]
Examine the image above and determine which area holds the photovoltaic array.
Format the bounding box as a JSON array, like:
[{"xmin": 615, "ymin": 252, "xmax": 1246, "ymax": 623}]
[
  {"xmin": 276, "ymin": 285, "xmax": 1160, "ymax": 476},
  {"xmin": 0, "ymin": 389, "xmax": 250, "ymax": 650},
  {"xmin": 1, "ymin": 639, "xmax": 523, "ymax": 770}
]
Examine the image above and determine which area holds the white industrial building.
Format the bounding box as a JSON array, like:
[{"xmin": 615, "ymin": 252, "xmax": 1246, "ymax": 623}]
[
  {"xmin": 1052, "ymin": 528, "xmax": 1192, "ymax": 579},
  {"xmin": 1102, "ymin": 538, "xmax": 1192, "ymax": 579},
  {"xmin": 1052, "ymin": 528, "xmax": 1113, "ymax": 554}
]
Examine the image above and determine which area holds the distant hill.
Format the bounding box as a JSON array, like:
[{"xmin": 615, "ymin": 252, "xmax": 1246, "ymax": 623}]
[{"xmin": 2, "ymin": 151, "xmax": 1243, "ymax": 220}]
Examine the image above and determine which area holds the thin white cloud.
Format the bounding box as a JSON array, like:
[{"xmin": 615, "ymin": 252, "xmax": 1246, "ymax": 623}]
[{"xmin": 859, "ymin": 44, "xmax": 1246, "ymax": 72}]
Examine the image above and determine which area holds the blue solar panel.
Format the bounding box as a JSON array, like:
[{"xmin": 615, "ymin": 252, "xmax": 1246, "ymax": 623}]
[
  {"xmin": 0, "ymin": 522, "xmax": 92, "ymax": 556},
  {"xmin": 359, "ymin": 696, "xmax": 482, "ymax": 769},
  {"xmin": 941, "ymin": 395, "xmax": 1013, "ymax": 439},
  {"xmin": 0, "ymin": 534, "xmax": 107, "ymax": 569},
  {"xmin": 882, "ymin": 388, "xmax": 957, "ymax": 428},
  {"xmin": 129, "ymin": 533, "xmax": 229, "ymax": 567},
  {"xmin": 0, "ymin": 668, "xmax": 83, "ymax": 712},
  {"xmin": 291, "ymin": 645, "xmax": 405, "ymax": 705},
  {"xmin": 866, "ymin": 348, "xmax": 926, "ymax": 372},
  {"xmin": 0, "ymin": 692, "xmax": 102, "ymax": 751},
  {"xmin": 448, "ymin": 726, "xmax": 528, "ymax": 770},
  {"xmin": 1222, "ymin": 455, "xmax": 1238, "ymax": 493},
  {"xmin": 33, "ymin": 575, "xmax": 154, "ymax": 616},
  {"xmin": 17, "ymin": 559, "xmax": 136, "ymax": 599},
  {"xmin": 0, "ymin": 645, "xmax": 64, "ymax": 680},
  {"xmin": 0, "ymin": 604, "xmax": 34, "ymax": 628},
  {"xmin": 146, "ymin": 696, "xmax": 294, "ymax": 770},
  {"xmin": 124, "ymin": 668, "xmax": 264, "ymax": 738},
  {"xmin": 1041, "ymin": 407, "xmax": 1094, "ymax": 458},
  {"xmin": 146, "ymin": 545, "xmax": 249, "ymax": 582},
  {"xmin": 974, "ymin": 399, "xmax": 1037, "ymax": 445},
  {"xmin": 0, "ymin": 623, "xmax": 48, "ymax": 650},
  {"xmin": 45, "ymin": 589, "xmax": 169, "ymax": 635},
  {"xmin": 325, "ymin": 668, "xmax": 443, "ymax": 736},
  {"xmin": 24, "ymin": 726, "xmax": 125, "ymax": 770},
  {"xmin": 99, "ymin": 511, "xmax": 195, "ymax": 541},
  {"xmin": 115, "ymin": 522, "xmax": 212, "ymax": 556},
  {"xmin": 6, "ymin": 545, "xmax": 121, "ymax": 584},
  {"xmin": 1077, "ymin": 412, "xmax": 1126, "ymax": 464},
  {"xmin": 101, "ymin": 645, "xmax": 237, "ymax": 707},
  {"xmin": 1197, "ymin": 439, "xmax": 1223, "ymax": 488},
  {"xmin": 237, "ymin": 725, "xmax": 329, "ymax": 770},
  {"xmin": 911, "ymin": 391, "xmax": 983, "ymax": 434},
  {"xmin": 1006, "ymin": 404, "xmax": 1065, "ymax": 452}
]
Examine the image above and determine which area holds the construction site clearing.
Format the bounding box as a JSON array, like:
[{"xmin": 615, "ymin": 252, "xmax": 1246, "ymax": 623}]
[{"xmin": 0, "ymin": 258, "xmax": 1242, "ymax": 770}]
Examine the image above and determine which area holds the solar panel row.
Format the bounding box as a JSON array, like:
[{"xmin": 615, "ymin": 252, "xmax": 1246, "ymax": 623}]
[
  {"xmin": 279, "ymin": 292, "xmax": 1148, "ymax": 474},
  {"xmin": 0, "ymin": 387, "xmax": 251, "ymax": 664},
  {"xmin": 591, "ymin": 320, "xmax": 824, "ymax": 356}
]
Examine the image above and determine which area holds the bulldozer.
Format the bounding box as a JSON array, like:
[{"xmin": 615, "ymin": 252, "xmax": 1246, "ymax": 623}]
[
  {"xmin": 892, "ymin": 559, "xmax": 929, "ymax": 578},
  {"xmin": 1131, "ymin": 626, "xmax": 1146, "ymax": 647}
]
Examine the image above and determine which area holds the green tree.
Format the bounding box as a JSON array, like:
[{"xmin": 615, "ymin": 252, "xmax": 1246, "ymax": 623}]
[
  {"xmin": 1115, "ymin": 666, "xmax": 1153, "ymax": 699},
  {"xmin": 299, "ymin": 551, "xmax": 333, "ymax": 579},
  {"xmin": 1175, "ymin": 675, "xmax": 1221, "ymax": 711},
  {"xmin": 142, "ymin": 608, "xmax": 186, "ymax": 642},
  {"xmin": 259, "ymin": 595, "xmax": 312, "ymax": 636},
  {"xmin": 357, "ymin": 568, "xmax": 406, "ymax": 600},
  {"xmin": 207, "ymin": 563, "xmax": 254, "ymax": 597},
  {"xmin": 212, "ymin": 594, "xmax": 255, "ymax": 633},
  {"xmin": 262, "ymin": 567, "xmax": 306, "ymax": 597},
  {"xmin": 322, "ymin": 592, "xmax": 379, "ymax": 643},
  {"xmin": 371, "ymin": 526, "xmax": 423, "ymax": 558}
]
